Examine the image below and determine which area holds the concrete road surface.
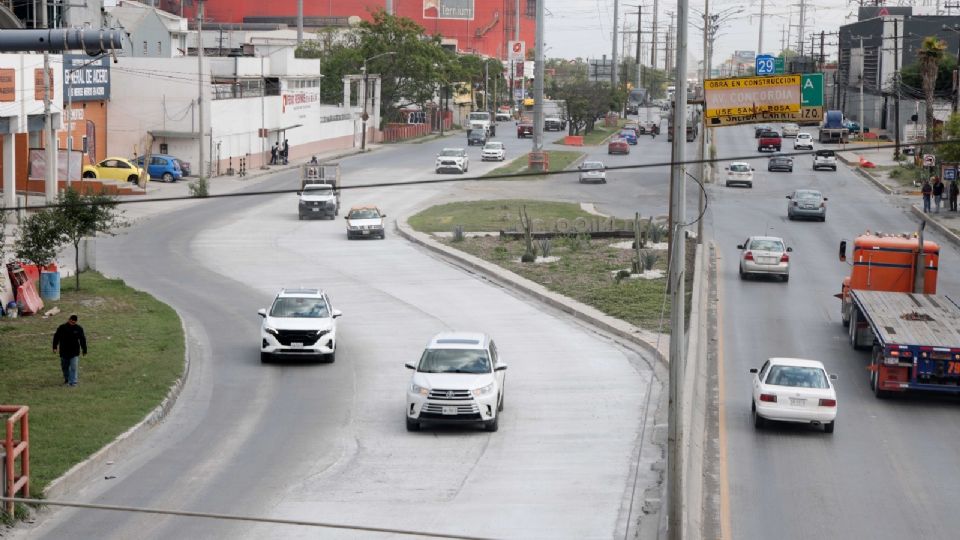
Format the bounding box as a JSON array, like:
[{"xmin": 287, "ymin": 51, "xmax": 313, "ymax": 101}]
[
  {"xmin": 710, "ymin": 124, "xmax": 960, "ymax": 540},
  {"xmin": 17, "ymin": 131, "xmax": 662, "ymax": 539}
]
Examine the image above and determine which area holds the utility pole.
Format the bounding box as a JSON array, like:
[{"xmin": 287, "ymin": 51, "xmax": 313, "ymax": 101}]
[
  {"xmin": 260, "ymin": 54, "xmax": 268, "ymax": 169},
  {"xmin": 894, "ymin": 19, "xmax": 902, "ymax": 160},
  {"xmin": 668, "ymin": 0, "xmax": 689, "ymax": 537},
  {"xmin": 651, "ymin": 0, "xmax": 658, "ymax": 69},
  {"xmin": 612, "ymin": 0, "xmax": 620, "ymax": 87},
  {"xmin": 859, "ymin": 35, "xmax": 865, "ymax": 140},
  {"xmin": 484, "ymin": 60, "xmax": 489, "ymax": 112},
  {"xmin": 42, "ymin": 0, "xmax": 57, "ymax": 202},
  {"xmin": 532, "ymin": 0, "xmax": 545, "ymax": 168},
  {"xmin": 819, "ymin": 30, "xmax": 825, "ymax": 71},
  {"xmin": 197, "ymin": 0, "xmax": 206, "ymax": 184},
  {"xmin": 698, "ymin": 0, "xmax": 709, "ymax": 244},
  {"xmin": 758, "ymin": 0, "xmax": 765, "ymax": 55},
  {"xmin": 797, "ymin": 0, "xmax": 806, "ymax": 56},
  {"xmin": 636, "ymin": 6, "xmax": 643, "ymax": 92},
  {"xmin": 297, "ymin": 0, "xmax": 304, "ymax": 45}
]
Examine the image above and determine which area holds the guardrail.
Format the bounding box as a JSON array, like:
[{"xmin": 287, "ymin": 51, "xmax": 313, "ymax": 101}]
[{"xmin": 2, "ymin": 405, "xmax": 30, "ymax": 516}]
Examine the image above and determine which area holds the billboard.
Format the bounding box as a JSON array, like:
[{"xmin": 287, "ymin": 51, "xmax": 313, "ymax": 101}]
[
  {"xmin": 423, "ymin": 0, "xmax": 474, "ymax": 20},
  {"xmin": 705, "ymin": 74, "xmax": 824, "ymax": 127}
]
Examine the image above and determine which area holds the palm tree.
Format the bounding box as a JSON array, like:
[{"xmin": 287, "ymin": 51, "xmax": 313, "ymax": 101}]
[{"xmin": 918, "ymin": 37, "xmax": 947, "ymax": 147}]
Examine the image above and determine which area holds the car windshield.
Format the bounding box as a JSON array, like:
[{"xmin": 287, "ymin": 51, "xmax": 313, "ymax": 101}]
[
  {"xmin": 348, "ymin": 209, "xmax": 380, "ymax": 219},
  {"xmin": 794, "ymin": 190, "xmax": 822, "ymax": 200},
  {"xmin": 761, "ymin": 132, "xmax": 779, "ymax": 137},
  {"xmin": 418, "ymin": 348, "xmax": 491, "ymax": 374},
  {"xmin": 729, "ymin": 164, "xmax": 750, "ymax": 172},
  {"xmin": 749, "ymin": 239, "xmax": 785, "ymax": 252},
  {"xmin": 484, "ymin": 143, "xmax": 503, "ymax": 150},
  {"xmin": 439, "ymin": 149, "xmax": 463, "ymax": 156},
  {"xmin": 797, "ymin": 134, "xmax": 810, "ymax": 139},
  {"xmin": 269, "ymin": 297, "xmax": 329, "ymax": 318},
  {"xmin": 582, "ymin": 162, "xmax": 604, "ymax": 170},
  {"xmin": 816, "ymin": 150, "xmax": 835, "ymax": 157},
  {"xmin": 469, "ymin": 113, "xmax": 490, "ymax": 120},
  {"xmin": 620, "ymin": 130, "xmax": 634, "ymax": 136},
  {"xmin": 303, "ymin": 185, "xmax": 332, "ymax": 193},
  {"xmin": 765, "ymin": 365, "xmax": 829, "ymax": 389},
  {"xmin": 772, "ymin": 157, "xmax": 792, "ymax": 162}
]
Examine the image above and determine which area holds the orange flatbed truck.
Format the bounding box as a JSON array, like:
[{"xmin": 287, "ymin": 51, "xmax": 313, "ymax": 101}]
[{"xmin": 838, "ymin": 226, "xmax": 960, "ymax": 397}]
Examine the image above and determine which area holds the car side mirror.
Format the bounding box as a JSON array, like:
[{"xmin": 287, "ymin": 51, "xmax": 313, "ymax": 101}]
[
  {"xmin": 786, "ymin": 195, "xmax": 792, "ymax": 199},
  {"xmin": 344, "ymin": 216, "xmax": 349, "ymax": 219},
  {"xmin": 381, "ymin": 214, "xmax": 387, "ymax": 218},
  {"xmin": 751, "ymin": 168, "xmax": 755, "ymax": 171},
  {"xmin": 495, "ymin": 363, "xmax": 508, "ymax": 371},
  {"xmin": 830, "ymin": 373, "xmax": 838, "ymax": 380},
  {"xmin": 257, "ymin": 308, "xmax": 266, "ymax": 318},
  {"xmin": 736, "ymin": 244, "xmax": 744, "ymax": 250},
  {"xmin": 296, "ymin": 191, "xmax": 301, "ymax": 196},
  {"xmin": 749, "ymin": 368, "xmax": 758, "ymax": 373},
  {"xmin": 786, "ymin": 247, "xmax": 793, "ymax": 252},
  {"xmin": 823, "ymin": 197, "xmax": 828, "ymax": 201},
  {"xmin": 838, "ymin": 240, "xmax": 847, "ymax": 262},
  {"xmin": 724, "ymin": 167, "xmax": 729, "ymax": 171},
  {"xmin": 332, "ymin": 309, "xmax": 343, "ymax": 318},
  {"xmin": 405, "ymin": 362, "xmax": 416, "ymax": 370}
]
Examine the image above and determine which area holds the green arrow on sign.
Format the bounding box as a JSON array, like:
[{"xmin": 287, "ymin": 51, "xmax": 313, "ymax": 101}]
[{"xmin": 801, "ymin": 73, "xmax": 824, "ymax": 107}]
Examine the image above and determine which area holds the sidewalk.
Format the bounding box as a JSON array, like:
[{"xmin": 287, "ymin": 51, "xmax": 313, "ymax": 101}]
[
  {"xmin": 910, "ymin": 202, "xmax": 960, "ymax": 249},
  {"xmin": 835, "ymin": 143, "xmax": 921, "ymax": 195}
]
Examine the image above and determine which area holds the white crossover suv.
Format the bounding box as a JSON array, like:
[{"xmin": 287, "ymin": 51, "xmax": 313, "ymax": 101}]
[
  {"xmin": 435, "ymin": 148, "xmax": 469, "ymax": 174},
  {"xmin": 258, "ymin": 288, "xmax": 342, "ymax": 363},
  {"xmin": 405, "ymin": 332, "xmax": 507, "ymax": 432},
  {"xmin": 481, "ymin": 141, "xmax": 506, "ymax": 161}
]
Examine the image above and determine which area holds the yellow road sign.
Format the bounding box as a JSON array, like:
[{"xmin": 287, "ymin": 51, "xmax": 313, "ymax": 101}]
[
  {"xmin": 704, "ymin": 75, "xmax": 801, "ymax": 119},
  {"xmin": 705, "ymin": 106, "xmax": 822, "ymax": 127}
]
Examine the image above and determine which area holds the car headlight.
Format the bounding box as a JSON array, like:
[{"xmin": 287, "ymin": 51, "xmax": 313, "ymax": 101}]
[
  {"xmin": 264, "ymin": 327, "xmax": 278, "ymax": 336},
  {"xmin": 473, "ymin": 382, "xmax": 495, "ymax": 396},
  {"xmin": 348, "ymin": 225, "xmax": 360, "ymax": 231},
  {"xmin": 411, "ymin": 383, "xmax": 429, "ymax": 396},
  {"xmin": 315, "ymin": 329, "xmax": 330, "ymax": 337}
]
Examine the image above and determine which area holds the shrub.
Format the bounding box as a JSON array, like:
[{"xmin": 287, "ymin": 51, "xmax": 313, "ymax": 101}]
[
  {"xmin": 538, "ymin": 237, "xmax": 552, "ymax": 257},
  {"xmin": 642, "ymin": 250, "xmax": 660, "ymax": 271},
  {"xmin": 492, "ymin": 246, "xmax": 509, "ymax": 259},
  {"xmin": 614, "ymin": 269, "xmax": 631, "ymax": 283}
]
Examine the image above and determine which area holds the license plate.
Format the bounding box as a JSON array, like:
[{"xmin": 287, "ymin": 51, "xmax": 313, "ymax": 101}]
[
  {"xmin": 362, "ymin": 230, "xmax": 369, "ymax": 235},
  {"xmin": 311, "ymin": 208, "xmax": 319, "ymax": 212},
  {"xmin": 760, "ymin": 257, "xmax": 777, "ymax": 264},
  {"xmin": 789, "ymin": 398, "xmax": 805, "ymax": 406},
  {"xmin": 442, "ymin": 406, "xmax": 458, "ymax": 415},
  {"xmin": 291, "ymin": 342, "xmax": 303, "ymax": 348}
]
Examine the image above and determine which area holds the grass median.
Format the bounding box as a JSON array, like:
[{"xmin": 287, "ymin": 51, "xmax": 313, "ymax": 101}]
[
  {"xmin": 0, "ymin": 271, "xmax": 184, "ymax": 495},
  {"xmin": 409, "ymin": 200, "xmax": 692, "ymax": 331},
  {"xmin": 483, "ymin": 150, "xmax": 584, "ymax": 177}
]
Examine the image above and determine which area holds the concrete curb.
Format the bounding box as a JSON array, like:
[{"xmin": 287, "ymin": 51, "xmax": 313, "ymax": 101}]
[
  {"xmin": 837, "ymin": 153, "xmax": 894, "ymax": 195},
  {"xmin": 41, "ymin": 312, "xmax": 192, "ymax": 500},
  {"xmin": 909, "ymin": 204, "xmax": 960, "ymax": 249},
  {"xmin": 395, "ymin": 216, "xmax": 669, "ymax": 363}
]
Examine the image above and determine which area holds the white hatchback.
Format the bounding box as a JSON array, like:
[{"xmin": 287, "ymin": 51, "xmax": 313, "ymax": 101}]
[
  {"xmin": 405, "ymin": 332, "xmax": 507, "ymax": 432},
  {"xmin": 793, "ymin": 132, "xmax": 814, "ymax": 150},
  {"xmin": 751, "ymin": 358, "xmax": 838, "ymax": 433}
]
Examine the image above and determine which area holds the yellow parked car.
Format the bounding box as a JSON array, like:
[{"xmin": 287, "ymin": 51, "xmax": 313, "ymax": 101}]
[{"xmin": 82, "ymin": 157, "xmax": 148, "ymax": 183}]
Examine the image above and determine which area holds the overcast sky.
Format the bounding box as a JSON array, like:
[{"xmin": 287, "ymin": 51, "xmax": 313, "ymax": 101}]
[{"xmin": 542, "ymin": 0, "xmax": 899, "ymax": 67}]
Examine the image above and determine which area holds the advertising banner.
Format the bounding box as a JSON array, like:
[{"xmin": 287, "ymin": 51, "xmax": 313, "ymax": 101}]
[{"xmin": 704, "ymin": 75, "xmax": 800, "ymax": 119}]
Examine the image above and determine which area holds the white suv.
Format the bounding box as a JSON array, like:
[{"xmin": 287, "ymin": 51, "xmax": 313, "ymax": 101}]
[
  {"xmin": 435, "ymin": 148, "xmax": 469, "ymax": 174},
  {"xmin": 813, "ymin": 150, "xmax": 837, "ymax": 171},
  {"xmin": 405, "ymin": 332, "xmax": 507, "ymax": 432},
  {"xmin": 258, "ymin": 288, "xmax": 342, "ymax": 363}
]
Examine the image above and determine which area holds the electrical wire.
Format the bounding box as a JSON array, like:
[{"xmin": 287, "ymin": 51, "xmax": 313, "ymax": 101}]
[
  {"xmin": 4, "ymin": 138, "xmax": 956, "ymax": 213},
  {"xmin": 0, "ymin": 497, "xmax": 498, "ymax": 539}
]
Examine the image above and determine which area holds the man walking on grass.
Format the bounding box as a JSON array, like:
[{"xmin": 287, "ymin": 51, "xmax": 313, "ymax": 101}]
[{"xmin": 53, "ymin": 314, "xmax": 87, "ymax": 387}]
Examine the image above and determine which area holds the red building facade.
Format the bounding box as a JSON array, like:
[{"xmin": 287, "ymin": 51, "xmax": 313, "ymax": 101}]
[{"xmin": 169, "ymin": 0, "xmax": 535, "ymax": 60}]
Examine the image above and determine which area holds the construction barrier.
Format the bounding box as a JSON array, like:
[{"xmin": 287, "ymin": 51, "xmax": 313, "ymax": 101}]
[
  {"xmin": 564, "ymin": 135, "xmax": 584, "ymax": 146},
  {"xmin": 1, "ymin": 405, "xmax": 29, "ymax": 516},
  {"xmin": 528, "ymin": 151, "xmax": 550, "ymax": 171}
]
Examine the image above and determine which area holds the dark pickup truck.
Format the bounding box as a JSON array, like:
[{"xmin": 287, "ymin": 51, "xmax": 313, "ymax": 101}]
[
  {"xmin": 757, "ymin": 130, "xmax": 782, "ymax": 152},
  {"xmin": 517, "ymin": 118, "xmax": 534, "ymax": 138}
]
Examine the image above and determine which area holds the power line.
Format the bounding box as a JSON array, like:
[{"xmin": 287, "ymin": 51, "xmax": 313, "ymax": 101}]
[
  {"xmin": 0, "ymin": 497, "xmax": 498, "ymax": 540},
  {"xmin": 4, "ymin": 139, "xmax": 955, "ymax": 214}
]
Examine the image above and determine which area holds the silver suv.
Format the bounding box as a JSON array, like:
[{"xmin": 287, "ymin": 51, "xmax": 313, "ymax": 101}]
[
  {"xmin": 813, "ymin": 150, "xmax": 837, "ymax": 171},
  {"xmin": 258, "ymin": 288, "xmax": 342, "ymax": 363}
]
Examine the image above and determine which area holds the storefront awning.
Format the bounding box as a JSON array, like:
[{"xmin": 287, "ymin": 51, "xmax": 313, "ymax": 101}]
[{"xmin": 268, "ymin": 124, "xmax": 303, "ymax": 134}]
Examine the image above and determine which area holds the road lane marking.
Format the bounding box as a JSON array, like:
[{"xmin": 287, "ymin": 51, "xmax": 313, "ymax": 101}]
[{"xmin": 717, "ymin": 253, "xmax": 732, "ymax": 540}]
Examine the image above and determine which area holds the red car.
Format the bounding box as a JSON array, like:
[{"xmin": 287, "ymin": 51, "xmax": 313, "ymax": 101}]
[
  {"xmin": 608, "ymin": 138, "xmax": 630, "ymax": 155},
  {"xmin": 517, "ymin": 120, "xmax": 533, "ymax": 138}
]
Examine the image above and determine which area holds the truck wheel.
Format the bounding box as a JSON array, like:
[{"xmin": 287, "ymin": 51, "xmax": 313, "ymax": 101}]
[{"xmin": 824, "ymin": 420, "xmax": 835, "ymax": 433}]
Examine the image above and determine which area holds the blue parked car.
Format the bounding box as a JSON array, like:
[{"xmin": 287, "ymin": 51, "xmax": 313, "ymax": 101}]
[
  {"xmin": 619, "ymin": 129, "xmax": 638, "ymax": 145},
  {"xmin": 133, "ymin": 154, "xmax": 183, "ymax": 182}
]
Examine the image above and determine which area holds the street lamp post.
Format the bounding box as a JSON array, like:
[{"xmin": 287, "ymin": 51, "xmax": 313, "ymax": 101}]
[{"xmin": 361, "ymin": 51, "xmax": 396, "ymax": 152}]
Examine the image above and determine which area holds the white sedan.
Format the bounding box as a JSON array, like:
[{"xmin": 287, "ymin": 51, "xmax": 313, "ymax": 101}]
[
  {"xmin": 793, "ymin": 132, "xmax": 814, "ymax": 150},
  {"xmin": 751, "ymin": 357, "xmax": 838, "ymax": 433}
]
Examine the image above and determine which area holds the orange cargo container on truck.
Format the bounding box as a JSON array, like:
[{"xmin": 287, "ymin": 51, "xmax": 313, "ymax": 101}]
[{"xmin": 837, "ymin": 227, "xmax": 960, "ymax": 397}]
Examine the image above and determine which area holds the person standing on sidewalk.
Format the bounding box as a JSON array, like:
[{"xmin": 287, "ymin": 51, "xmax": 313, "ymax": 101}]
[
  {"xmin": 933, "ymin": 176, "xmax": 944, "ymax": 213},
  {"xmin": 921, "ymin": 178, "xmax": 932, "ymax": 213},
  {"xmin": 282, "ymin": 139, "xmax": 290, "ymax": 165},
  {"xmin": 270, "ymin": 143, "xmax": 278, "ymax": 165},
  {"xmin": 53, "ymin": 314, "xmax": 87, "ymax": 386},
  {"xmin": 950, "ymin": 177, "xmax": 959, "ymax": 211}
]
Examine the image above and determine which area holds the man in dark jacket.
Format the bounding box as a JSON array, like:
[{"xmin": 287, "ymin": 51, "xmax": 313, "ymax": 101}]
[{"xmin": 53, "ymin": 314, "xmax": 87, "ymax": 386}]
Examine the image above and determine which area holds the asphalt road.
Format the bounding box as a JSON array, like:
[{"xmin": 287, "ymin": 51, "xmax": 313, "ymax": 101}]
[
  {"xmin": 711, "ymin": 125, "xmax": 960, "ymax": 539},
  {"xmin": 21, "ymin": 129, "xmax": 662, "ymax": 539}
]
